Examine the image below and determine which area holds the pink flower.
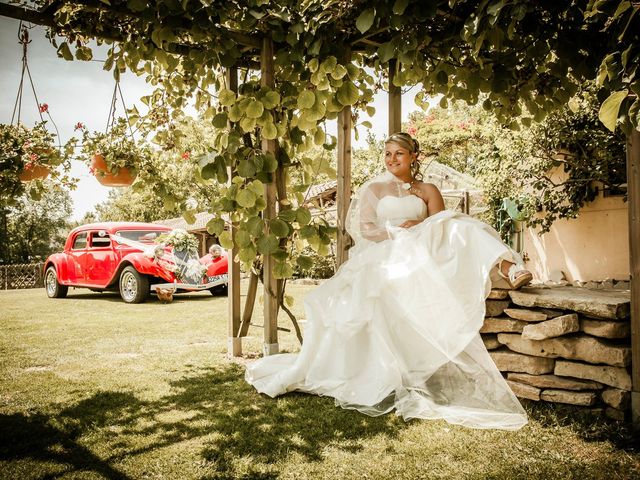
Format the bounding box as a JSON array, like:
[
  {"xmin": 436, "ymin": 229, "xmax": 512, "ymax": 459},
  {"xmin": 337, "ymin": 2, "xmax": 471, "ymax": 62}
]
[
  {"xmin": 39, "ymin": 103, "xmax": 49, "ymax": 113},
  {"xmin": 74, "ymin": 122, "xmax": 85, "ymax": 131},
  {"xmin": 30, "ymin": 153, "xmax": 38, "ymax": 161},
  {"xmin": 89, "ymin": 166, "xmax": 96, "ymax": 175},
  {"xmin": 24, "ymin": 162, "xmax": 34, "ymax": 171},
  {"xmin": 407, "ymin": 126, "xmax": 417, "ymax": 136},
  {"xmin": 181, "ymin": 151, "xmax": 190, "ymax": 160}
]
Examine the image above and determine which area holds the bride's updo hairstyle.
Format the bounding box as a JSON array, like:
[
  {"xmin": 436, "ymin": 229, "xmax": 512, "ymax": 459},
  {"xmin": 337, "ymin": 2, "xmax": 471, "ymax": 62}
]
[{"xmin": 385, "ymin": 132, "xmax": 423, "ymax": 181}]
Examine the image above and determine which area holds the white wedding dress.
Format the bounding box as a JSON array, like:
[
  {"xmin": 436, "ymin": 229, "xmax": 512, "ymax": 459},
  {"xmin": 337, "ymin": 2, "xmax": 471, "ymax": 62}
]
[{"xmin": 245, "ymin": 173, "xmax": 528, "ymax": 430}]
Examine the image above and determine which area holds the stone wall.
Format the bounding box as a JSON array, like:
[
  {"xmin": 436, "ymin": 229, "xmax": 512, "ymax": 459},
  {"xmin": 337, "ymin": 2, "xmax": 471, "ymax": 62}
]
[{"xmin": 483, "ymin": 286, "xmax": 631, "ymax": 421}]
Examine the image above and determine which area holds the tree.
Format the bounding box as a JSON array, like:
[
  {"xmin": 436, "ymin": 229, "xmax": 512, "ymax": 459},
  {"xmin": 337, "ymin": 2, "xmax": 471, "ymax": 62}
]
[
  {"xmin": 0, "ymin": 184, "xmax": 72, "ymax": 264},
  {"xmin": 2, "ymin": 0, "xmax": 638, "ymax": 277}
]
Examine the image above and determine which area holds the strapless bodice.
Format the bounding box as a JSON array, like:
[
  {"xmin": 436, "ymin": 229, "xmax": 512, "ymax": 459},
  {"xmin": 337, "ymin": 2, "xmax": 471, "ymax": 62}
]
[{"xmin": 376, "ymin": 195, "xmax": 428, "ymax": 226}]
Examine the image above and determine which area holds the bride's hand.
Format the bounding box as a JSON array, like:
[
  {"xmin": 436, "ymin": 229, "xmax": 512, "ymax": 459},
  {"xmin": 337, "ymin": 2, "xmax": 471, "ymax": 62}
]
[{"xmin": 399, "ymin": 219, "xmax": 422, "ymax": 228}]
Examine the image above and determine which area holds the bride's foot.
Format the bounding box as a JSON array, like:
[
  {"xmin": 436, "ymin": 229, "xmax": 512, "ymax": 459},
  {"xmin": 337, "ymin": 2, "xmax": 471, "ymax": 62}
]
[{"xmin": 498, "ymin": 260, "xmax": 533, "ymax": 290}]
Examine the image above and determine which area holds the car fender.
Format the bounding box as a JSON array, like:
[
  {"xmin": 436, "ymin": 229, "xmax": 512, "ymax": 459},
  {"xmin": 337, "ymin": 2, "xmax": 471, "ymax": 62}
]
[
  {"xmin": 43, "ymin": 253, "xmax": 72, "ymax": 284},
  {"xmin": 206, "ymin": 255, "xmax": 228, "ymax": 276},
  {"xmin": 117, "ymin": 252, "xmax": 174, "ymax": 283}
]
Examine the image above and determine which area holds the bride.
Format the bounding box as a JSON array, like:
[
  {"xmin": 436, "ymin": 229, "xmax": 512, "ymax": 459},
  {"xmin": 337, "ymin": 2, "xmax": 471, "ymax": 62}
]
[{"xmin": 245, "ymin": 132, "xmax": 531, "ymax": 430}]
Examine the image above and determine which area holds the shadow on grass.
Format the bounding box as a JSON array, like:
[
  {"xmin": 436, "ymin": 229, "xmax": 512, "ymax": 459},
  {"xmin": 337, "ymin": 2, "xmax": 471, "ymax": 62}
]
[
  {"xmin": 0, "ymin": 408, "xmax": 132, "ymax": 479},
  {"xmin": 522, "ymin": 399, "xmax": 640, "ymax": 452},
  {"xmin": 2, "ymin": 364, "xmax": 403, "ymax": 479}
]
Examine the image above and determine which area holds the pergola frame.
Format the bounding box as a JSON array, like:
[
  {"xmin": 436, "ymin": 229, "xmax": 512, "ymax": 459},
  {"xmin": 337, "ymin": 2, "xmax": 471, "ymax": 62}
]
[{"xmin": 1, "ymin": 1, "xmax": 639, "ymax": 427}]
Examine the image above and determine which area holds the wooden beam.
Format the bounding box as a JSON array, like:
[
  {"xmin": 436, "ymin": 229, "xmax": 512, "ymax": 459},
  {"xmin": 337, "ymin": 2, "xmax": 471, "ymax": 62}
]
[
  {"xmin": 628, "ymin": 127, "xmax": 640, "ymax": 428},
  {"xmin": 336, "ymin": 48, "xmax": 353, "ymax": 268},
  {"xmin": 261, "ymin": 36, "xmax": 279, "ymax": 356},
  {"xmin": 226, "ymin": 66, "xmax": 242, "ymax": 358},
  {"xmin": 388, "ymin": 59, "xmax": 402, "ymax": 135}
]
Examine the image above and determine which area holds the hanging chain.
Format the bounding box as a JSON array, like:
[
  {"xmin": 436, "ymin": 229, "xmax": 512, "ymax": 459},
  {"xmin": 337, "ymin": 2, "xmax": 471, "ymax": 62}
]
[
  {"xmin": 105, "ymin": 78, "xmax": 136, "ymax": 139},
  {"xmin": 11, "ymin": 22, "xmax": 45, "ymax": 125}
]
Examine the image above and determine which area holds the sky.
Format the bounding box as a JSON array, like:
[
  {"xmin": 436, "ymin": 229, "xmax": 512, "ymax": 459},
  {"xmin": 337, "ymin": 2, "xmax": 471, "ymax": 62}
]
[{"xmin": 1, "ymin": 17, "xmax": 429, "ymax": 220}]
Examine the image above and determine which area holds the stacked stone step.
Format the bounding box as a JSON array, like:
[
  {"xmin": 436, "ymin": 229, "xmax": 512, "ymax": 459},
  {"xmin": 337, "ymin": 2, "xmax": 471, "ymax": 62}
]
[{"xmin": 482, "ymin": 286, "xmax": 631, "ymax": 421}]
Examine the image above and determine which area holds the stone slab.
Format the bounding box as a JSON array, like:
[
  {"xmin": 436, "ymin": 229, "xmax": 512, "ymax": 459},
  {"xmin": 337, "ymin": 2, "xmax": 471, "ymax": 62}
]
[
  {"xmin": 521, "ymin": 314, "xmax": 579, "ymax": 340},
  {"xmin": 540, "ymin": 389, "xmax": 597, "ymax": 406},
  {"xmin": 554, "ymin": 360, "xmax": 632, "ymax": 390},
  {"xmin": 605, "ymin": 407, "xmax": 626, "ymax": 421},
  {"xmin": 503, "ymin": 308, "xmax": 547, "ymax": 322},
  {"xmin": 601, "ymin": 388, "xmax": 630, "ymax": 410},
  {"xmin": 497, "ymin": 333, "xmax": 630, "ymax": 367},
  {"xmin": 580, "ymin": 318, "xmax": 630, "ymax": 339},
  {"xmin": 487, "ymin": 289, "xmax": 510, "ymax": 300},
  {"xmin": 508, "ymin": 286, "xmax": 630, "ymax": 320},
  {"xmin": 489, "ymin": 350, "xmax": 555, "ymax": 375},
  {"xmin": 507, "ymin": 373, "xmax": 602, "ymax": 391},
  {"xmin": 481, "ymin": 334, "xmax": 501, "ymax": 350},
  {"xmin": 506, "ymin": 380, "xmax": 540, "ymax": 401},
  {"xmin": 485, "ymin": 300, "xmax": 510, "ymax": 317},
  {"xmin": 480, "ymin": 317, "xmax": 527, "ymax": 334}
]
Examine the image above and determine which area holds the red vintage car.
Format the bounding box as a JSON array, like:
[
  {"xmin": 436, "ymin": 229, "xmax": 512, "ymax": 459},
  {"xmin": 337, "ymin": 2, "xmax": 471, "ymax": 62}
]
[{"xmin": 43, "ymin": 222, "xmax": 228, "ymax": 303}]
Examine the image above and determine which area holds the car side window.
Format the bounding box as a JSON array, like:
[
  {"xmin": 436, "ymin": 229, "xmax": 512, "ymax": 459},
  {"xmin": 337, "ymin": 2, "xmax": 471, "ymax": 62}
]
[
  {"xmin": 72, "ymin": 232, "xmax": 88, "ymax": 250},
  {"xmin": 89, "ymin": 231, "xmax": 111, "ymax": 248}
]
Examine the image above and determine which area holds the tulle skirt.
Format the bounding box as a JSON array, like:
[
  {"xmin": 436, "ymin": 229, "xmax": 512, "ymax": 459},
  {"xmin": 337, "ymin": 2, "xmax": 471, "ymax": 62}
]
[{"xmin": 244, "ymin": 210, "xmax": 528, "ymax": 430}]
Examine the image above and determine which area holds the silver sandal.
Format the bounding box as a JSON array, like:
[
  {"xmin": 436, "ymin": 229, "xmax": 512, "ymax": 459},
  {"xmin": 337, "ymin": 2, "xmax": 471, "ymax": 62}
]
[{"xmin": 498, "ymin": 260, "xmax": 533, "ymax": 290}]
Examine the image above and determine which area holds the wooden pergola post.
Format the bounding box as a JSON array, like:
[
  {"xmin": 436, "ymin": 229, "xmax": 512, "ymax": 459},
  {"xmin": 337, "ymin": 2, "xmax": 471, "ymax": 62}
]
[
  {"xmin": 388, "ymin": 59, "xmax": 402, "ymax": 135},
  {"xmin": 261, "ymin": 36, "xmax": 279, "ymax": 356},
  {"xmin": 226, "ymin": 66, "xmax": 242, "ymax": 358},
  {"xmin": 629, "ymin": 127, "xmax": 640, "ymax": 427},
  {"xmin": 336, "ymin": 49, "xmax": 352, "ymax": 268}
]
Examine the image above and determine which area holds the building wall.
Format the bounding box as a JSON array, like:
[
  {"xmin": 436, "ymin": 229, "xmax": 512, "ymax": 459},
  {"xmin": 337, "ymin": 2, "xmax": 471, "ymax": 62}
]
[{"xmin": 522, "ymin": 166, "xmax": 629, "ymax": 282}]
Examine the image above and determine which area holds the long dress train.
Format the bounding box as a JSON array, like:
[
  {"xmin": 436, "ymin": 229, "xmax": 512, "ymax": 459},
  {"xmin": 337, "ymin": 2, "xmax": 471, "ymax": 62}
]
[{"xmin": 245, "ymin": 175, "xmax": 528, "ymax": 430}]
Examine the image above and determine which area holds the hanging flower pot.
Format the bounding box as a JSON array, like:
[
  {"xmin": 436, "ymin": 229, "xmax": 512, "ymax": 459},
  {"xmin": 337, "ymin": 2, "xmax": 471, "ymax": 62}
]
[
  {"xmin": 18, "ymin": 163, "xmax": 50, "ymax": 181},
  {"xmin": 90, "ymin": 154, "xmax": 137, "ymax": 187}
]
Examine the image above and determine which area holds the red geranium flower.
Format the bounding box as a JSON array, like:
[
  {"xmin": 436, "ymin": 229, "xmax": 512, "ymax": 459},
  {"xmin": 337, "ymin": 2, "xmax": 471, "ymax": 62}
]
[
  {"xmin": 39, "ymin": 103, "xmax": 49, "ymax": 113},
  {"xmin": 182, "ymin": 151, "xmax": 190, "ymax": 160},
  {"xmin": 24, "ymin": 162, "xmax": 34, "ymax": 171},
  {"xmin": 74, "ymin": 122, "xmax": 85, "ymax": 131},
  {"xmin": 88, "ymin": 166, "xmax": 96, "ymax": 175},
  {"xmin": 30, "ymin": 153, "xmax": 38, "ymax": 161}
]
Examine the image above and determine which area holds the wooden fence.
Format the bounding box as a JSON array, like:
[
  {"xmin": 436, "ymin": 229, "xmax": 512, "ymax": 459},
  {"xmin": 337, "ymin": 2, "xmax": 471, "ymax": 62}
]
[{"xmin": 0, "ymin": 263, "xmax": 44, "ymax": 290}]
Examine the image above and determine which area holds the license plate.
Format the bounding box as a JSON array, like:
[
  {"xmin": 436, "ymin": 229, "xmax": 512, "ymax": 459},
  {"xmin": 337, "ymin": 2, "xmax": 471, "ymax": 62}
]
[{"xmin": 208, "ymin": 274, "xmax": 228, "ymax": 284}]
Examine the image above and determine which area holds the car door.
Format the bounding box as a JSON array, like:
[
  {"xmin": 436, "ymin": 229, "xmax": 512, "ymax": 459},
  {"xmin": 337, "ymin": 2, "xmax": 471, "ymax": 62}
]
[
  {"xmin": 67, "ymin": 232, "xmax": 88, "ymax": 284},
  {"xmin": 85, "ymin": 230, "xmax": 116, "ymax": 287}
]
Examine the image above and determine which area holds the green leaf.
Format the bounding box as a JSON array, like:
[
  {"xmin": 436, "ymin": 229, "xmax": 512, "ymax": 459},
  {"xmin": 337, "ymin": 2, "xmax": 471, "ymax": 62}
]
[
  {"xmin": 207, "ymin": 217, "xmax": 225, "ymax": 235},
  {"xmin": 356, "ymin": 8, "xmax": 375, "ymax": 33},
  {"xmin": 182, "ymin": 210, "xmax": 196, "ymax": 224},
  {"xmin": 218, "ymin": 230, "xmax": 233, "ymax": 249},
  {"xmin": 238, "ymin": 245, "xmax": 257, "ymax": 263},
  {"xmin": 269, "ymin": 218, "xmax": 290, "ymax": 238},
  {"xmin": 235, "ymin": 229, "xmax": 252, "ymax": 248},
  {"xmin": 261, "ymin": 90, "xmax": 281, "ymax": 109},
  {"xmin": 263, "ymin": 152, "xmax": 278, "ymax": 172},
  {"xmin": 237, "ymin": 158, "xmax": 257, "ymax": 178},
  {"xmin": 296, "ymin": 255, "xmax": 314, "ymax": 270},
  {"xmin": 57, "ymin": 42, "xmax": 73, "ymax": 61},
  {"xmin": 599, "ymin": 90, "xmax": 628, "ymax": 132},
  {"xmin": 262, "ymin": 121, "xmax": 278, "ymax": 140},
  {"xmin": 246, "ymin": 217, "xmax": 264, "ymax": 237},
  {"xmin": 273, "ymin": 261, "xmax": 294, "ymax": 279},
  {"xmin": 296, "ymin": 207, "xmax": 312, "ymax": 225},
  {"xmin": 392, "ymin": 0, "xmax": 409, "ymax": 15},
  {"xmin": 236, "ymin": 189, "xmax": 256, "ymax": 208},
  {"xmin": 212, "ymin": 112, "xmax": 228, "ymax": 128},
  {"xmin": 336, "ymin": 81, "xmax": 359, "ymax": 106},
  {"xmin": 127, "ymin": 0, "xmax": 147, "ymax": 12},
  {"xmin": 246, "ymin": 100, "xmax": 265, "ymax": 119},
  {"xmin": 331, "ymin": 64, "xmax": 347, "ymax": 80},
  {"xmin": 257, "ymin": 233, "xmax": 279, "ymax": 255},
  {"xmin": 278, "ymin": 209, "xmax": 298, "ymax": 222},
  {"xmin": 297, "ymin": 90, "xmax": 316, "ymax": 109},
  {"xmin": 218, "ymin": 89, "xmax": 236, "ymax": 106}
]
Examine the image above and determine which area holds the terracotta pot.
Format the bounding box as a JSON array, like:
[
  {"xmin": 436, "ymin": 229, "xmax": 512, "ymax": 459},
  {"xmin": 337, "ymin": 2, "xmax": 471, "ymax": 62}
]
[
  {"xmin": 90, "ymin": 154, "xmax": 136, "ymax": 187},
  {"xmin": 18, "ymin": 164, "xmax": 50, "ymax": 182}
]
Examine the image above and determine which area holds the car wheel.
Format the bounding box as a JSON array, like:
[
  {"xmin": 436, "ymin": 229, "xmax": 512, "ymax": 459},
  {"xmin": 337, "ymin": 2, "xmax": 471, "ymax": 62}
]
[
  {"xmin": 45, "ymin": 266, "xmax": 68, "ymax": 299},
  {"xmin": 119, "ymin": 266, "xmax": 149, "ymax": 304},
  {"xmin": 209, "ymin": 284, "xmax": 228, "ymax": 296}
]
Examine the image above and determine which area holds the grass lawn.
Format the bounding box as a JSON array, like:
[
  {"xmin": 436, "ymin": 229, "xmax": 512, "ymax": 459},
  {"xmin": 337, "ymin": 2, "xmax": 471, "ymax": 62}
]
[{"xmin": 1, "ymin": 285, "xmax": 639, "ymax": 479}]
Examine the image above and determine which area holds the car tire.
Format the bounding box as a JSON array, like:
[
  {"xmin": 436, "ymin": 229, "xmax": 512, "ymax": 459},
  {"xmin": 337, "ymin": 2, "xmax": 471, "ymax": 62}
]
[
  {"xmin": 45, "ymin": 266, "xmax": 68, "ymax": 299},
  {"xmin": 209, "ymin": 284, "xmax": 228, "ymax": 296},
  {"xmin": 119, "ymin": 266, "xmax": 149, "ymax": 304}
]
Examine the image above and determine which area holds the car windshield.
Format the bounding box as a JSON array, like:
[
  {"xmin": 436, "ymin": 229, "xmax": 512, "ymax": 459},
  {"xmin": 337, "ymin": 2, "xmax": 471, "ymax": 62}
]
[{"xmin": 115, "ymin": 230, "xmax": 168, "ymax": 244}]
